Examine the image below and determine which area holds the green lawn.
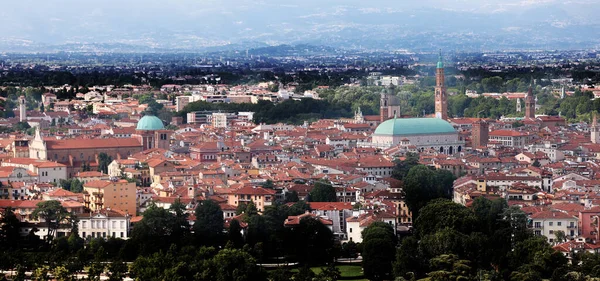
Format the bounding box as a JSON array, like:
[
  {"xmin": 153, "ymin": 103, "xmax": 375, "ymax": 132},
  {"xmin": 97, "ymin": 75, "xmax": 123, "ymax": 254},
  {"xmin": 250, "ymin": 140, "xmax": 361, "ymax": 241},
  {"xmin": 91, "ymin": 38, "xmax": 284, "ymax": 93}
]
[{"xmin": 289, "ymin": 264, "xmax": 365, "ymax": 280}]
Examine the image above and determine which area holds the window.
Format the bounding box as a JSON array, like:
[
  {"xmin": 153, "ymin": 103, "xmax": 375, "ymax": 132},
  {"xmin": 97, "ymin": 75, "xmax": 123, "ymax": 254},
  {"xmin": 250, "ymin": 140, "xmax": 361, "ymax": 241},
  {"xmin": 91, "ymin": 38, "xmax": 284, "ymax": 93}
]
[
  {"xmin": 549, "ymin": 230, "xmax": 554, "ymax": 235},
  {"xmin": 557, "ymin": 222, "xmax": 562, "ymax": 226},
  {"xmin": 349, "ymin": 228, "xmax": 352, "ymax": 233},
  {"xmin": 549, "ymin": 222, "xmax": 553, "ymax": 226}
]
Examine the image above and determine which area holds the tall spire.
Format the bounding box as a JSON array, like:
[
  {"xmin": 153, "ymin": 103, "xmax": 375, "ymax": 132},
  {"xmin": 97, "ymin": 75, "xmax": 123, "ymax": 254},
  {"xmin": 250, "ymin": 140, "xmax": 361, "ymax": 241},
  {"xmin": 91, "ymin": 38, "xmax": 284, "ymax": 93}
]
[
  {"xmin": 525, "ymin": 81, "xmax": 535, "ymax": 119},
  {"xmin": 435, "ymin": 49, "xmax": 447, "ymax": 120},
  {"xmin": 592, "ymin": 112, "xmax": 599, "ymax": 144},
  {"xmin": 436, "ymin": 49, "xmax": 444, "ymax": 69}
]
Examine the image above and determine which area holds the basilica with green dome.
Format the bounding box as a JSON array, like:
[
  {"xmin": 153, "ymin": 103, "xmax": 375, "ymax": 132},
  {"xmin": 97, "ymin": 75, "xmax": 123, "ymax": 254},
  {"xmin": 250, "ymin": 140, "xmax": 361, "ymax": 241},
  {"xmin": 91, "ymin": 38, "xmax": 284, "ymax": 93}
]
[
  {"xmin": 371, "ymin": 117, "xmax": 464, "ymax": 153},
  {"xmin": 133, "ymin": 114, "xmax": 171, "ymax": 151},
  {"xmin": 365, "ymin": 52, "xmax": 464, "ymax": 154}
]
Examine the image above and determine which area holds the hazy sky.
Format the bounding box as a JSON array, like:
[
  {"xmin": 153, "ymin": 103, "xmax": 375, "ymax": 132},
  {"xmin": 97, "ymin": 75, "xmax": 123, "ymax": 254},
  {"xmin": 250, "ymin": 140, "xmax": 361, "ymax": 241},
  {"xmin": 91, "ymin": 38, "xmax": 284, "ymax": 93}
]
[{"xmin": 0, "ymin": 0, "xmax": 599, "ymax": 48}]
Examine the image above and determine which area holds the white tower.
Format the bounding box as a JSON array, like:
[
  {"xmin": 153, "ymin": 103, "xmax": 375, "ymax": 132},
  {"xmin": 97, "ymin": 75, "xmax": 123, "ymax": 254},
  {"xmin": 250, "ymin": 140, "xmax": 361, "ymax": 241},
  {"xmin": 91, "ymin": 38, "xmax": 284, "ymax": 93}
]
[
  {"xmin": 561, "ymin": 86, "xmax": 565, "ymax": 99},
  {"xmin": 18, "ymin": 95, "xmax": 26, "ymax": 122},
  {"xmin": 516, "ymin": 98, "xmax": 522, "ymax": 113},
  {"xmin": 592, "ymin": 113, "xmax": 600, "ymax": 144}
]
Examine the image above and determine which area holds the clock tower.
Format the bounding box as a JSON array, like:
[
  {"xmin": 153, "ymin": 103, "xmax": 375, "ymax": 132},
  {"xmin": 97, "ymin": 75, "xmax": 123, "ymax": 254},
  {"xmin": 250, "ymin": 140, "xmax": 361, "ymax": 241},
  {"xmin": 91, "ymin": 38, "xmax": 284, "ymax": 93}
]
[{"xmin": 435, "ymin": 51, "xmax": 448, "ymax": 120}]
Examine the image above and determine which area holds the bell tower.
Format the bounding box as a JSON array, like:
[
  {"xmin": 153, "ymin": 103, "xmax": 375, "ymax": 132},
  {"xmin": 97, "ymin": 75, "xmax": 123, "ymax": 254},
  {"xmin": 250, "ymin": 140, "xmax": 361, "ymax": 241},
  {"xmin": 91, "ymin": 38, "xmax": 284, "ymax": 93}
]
[
  {"xmin": 434, "ymin": 51, "xmax": 448, "ymax": 120},
  {"xmin": 592, "ymin": 113, "xmax": 600, "ymax": 144},
  {"xmin": 380, "ymin": 91, "xmax": 389, "ymax": 122},
  {"xmin": 525, "ymin": 83, "xmax": 535, "ymax": 119},
  {"xmin": 379, "ymin": 87, "xmax": 401, "ymax": 122}
]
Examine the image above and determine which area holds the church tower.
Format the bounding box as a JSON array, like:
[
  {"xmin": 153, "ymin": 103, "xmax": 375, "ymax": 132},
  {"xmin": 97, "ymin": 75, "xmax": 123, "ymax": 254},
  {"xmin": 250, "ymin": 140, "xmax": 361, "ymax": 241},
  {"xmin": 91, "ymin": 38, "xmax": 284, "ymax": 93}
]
[
  {"xmin": 525, "ymin": 84, "xmax": 535, "ymax": 119},
  {"xmin": 592, "ymin": 113, "xmax": 600, "ymax": 144},
  {"xmin": 472, "ymin": 119, "xmax": 489, "ymax": 148},
  {"xmin": 434, "ymin": 51, "xmax": 448, "ymax": 120},
  {"xmin": 380, "ymin": 87, "xmax": 401, "ymax": 122},
  {"xmin": 516, "ymin": 98, "xmax": 522, "ymax": 113},
  {"xmin": 19, "ymin": 95, "xmax": 26, "ymax": 122}
]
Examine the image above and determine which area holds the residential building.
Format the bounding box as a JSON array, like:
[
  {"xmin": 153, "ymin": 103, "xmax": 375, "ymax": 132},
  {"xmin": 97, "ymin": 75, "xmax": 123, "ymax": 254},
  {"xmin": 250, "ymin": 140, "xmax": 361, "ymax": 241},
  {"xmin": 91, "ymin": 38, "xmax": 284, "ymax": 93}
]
[{"xmin": 83, "ymin": 180, "xmax": 137, "ymax": 215}]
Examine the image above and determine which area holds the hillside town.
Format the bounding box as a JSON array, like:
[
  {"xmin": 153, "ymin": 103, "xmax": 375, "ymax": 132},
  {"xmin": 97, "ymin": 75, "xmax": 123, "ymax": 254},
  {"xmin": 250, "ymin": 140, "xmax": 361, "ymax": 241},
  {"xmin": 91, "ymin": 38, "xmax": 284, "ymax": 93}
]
[{"xmin": 1, "ymin": 54, "xmax": 600, "ymax": 262}]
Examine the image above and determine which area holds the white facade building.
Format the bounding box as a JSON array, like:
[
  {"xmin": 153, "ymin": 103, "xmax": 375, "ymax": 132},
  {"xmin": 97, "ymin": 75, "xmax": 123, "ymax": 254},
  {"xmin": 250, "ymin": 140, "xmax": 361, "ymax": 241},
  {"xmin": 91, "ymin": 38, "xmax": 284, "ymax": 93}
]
[{"xmin": 78, "ymin": 209, "xmax": 131, "ymax": 240}]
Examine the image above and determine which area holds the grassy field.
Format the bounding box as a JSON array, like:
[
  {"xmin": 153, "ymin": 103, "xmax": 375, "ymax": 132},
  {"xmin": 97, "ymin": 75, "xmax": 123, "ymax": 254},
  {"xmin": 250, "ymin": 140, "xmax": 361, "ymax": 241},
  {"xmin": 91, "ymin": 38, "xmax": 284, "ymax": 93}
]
[{"xmin": 287, "ymin": 264, "xmax": 366, "ymax": 281}]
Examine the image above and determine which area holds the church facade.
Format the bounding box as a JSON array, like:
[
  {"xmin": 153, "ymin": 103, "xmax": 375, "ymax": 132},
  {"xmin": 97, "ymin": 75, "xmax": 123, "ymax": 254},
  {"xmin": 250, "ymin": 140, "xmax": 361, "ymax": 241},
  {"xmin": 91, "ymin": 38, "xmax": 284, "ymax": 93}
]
[{"xmin": 29, "ymin": 128, "xmax": 143, "ymax": 177}]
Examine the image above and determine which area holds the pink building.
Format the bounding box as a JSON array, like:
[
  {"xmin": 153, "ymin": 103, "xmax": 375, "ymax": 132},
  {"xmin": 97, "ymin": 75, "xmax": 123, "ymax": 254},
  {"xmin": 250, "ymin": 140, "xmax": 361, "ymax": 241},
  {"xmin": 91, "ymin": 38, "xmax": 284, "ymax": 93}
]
[{"xmin": 579, "ymin": 207, "xmax": 600, "ymax": 242}]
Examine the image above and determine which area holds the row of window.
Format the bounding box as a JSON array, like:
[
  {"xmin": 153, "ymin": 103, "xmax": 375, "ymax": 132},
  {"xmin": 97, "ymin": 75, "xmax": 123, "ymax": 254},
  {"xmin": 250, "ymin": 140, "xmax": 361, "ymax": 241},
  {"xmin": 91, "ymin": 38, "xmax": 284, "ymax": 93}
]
[
  {"xmin": 533, "ymin": 221, "xmax": 576, "ymax": 227},
  {"xmin": 82, "ymin": 231, "xmax": 125, "ymax": 238},
  {"xmin": 81, "ymin": 220, "xmax": 126, "ymax": 229}
]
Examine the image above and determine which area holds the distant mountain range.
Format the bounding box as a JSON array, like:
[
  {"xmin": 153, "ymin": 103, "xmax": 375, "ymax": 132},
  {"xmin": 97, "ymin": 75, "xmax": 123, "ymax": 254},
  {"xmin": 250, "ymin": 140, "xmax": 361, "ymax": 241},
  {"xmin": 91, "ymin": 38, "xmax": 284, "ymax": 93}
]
[{"xmin": 1, "ymin": 0, "xmax": 599, "ymax": 53}]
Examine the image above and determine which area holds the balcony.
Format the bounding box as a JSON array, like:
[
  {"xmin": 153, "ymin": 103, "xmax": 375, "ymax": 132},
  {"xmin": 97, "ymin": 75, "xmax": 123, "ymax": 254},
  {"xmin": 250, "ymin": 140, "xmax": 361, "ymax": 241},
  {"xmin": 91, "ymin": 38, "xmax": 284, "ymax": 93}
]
[{"xmin": 567, "ymin": 225, "xmax": 577, "ymax": 229}]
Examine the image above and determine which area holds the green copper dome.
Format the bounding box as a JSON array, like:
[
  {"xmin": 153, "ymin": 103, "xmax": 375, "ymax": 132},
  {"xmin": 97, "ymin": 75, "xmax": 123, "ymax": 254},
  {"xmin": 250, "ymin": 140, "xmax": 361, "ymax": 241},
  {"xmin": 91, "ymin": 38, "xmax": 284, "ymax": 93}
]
[
  {"xmin": 437, "ymin": 52, "xmax": 444, "ymax": 69},
  {"xmin": 136, "ymin": 115, "xmax": 165, "ymax": 130},
  {"xmin": 374, "ymin": 118, "xmax": 456, "ymax": 136}
]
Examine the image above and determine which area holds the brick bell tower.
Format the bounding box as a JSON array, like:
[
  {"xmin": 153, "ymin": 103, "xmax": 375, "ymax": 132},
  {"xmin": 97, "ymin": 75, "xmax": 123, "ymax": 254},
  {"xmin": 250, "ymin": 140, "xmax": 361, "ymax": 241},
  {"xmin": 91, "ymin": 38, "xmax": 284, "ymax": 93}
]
[
  {"xmin": 435, "ymin": 50, "xmax": 448, "ymax": 120},
  {"xmin": 525, "ymin": 82, "xmax": 535, "ymax": 119}
]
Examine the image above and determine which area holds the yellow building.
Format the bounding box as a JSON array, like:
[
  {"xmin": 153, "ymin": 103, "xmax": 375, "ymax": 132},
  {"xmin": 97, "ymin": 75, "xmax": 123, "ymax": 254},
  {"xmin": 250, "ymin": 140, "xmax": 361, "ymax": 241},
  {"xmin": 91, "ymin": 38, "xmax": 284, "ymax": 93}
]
[
  {"xmin": 226, "ymin": 186, "xmax": 276, "ymax": 212},
  {"xmin": 83, "ymin": 180, "xmax": 137, "ymax": 215}
]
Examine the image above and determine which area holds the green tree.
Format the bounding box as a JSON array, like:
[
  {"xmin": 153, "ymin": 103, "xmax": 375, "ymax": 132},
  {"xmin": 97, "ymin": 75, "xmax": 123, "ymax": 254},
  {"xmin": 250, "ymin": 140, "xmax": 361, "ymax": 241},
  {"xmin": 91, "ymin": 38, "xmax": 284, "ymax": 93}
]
[
  {"xmin": 424, "ymin": 254, "xmax": 475, "ymax": 281},
  {"xmin": 170, "ymin": 198, "xmax": 190, "ymax": 243},
  {"xmin": 0, "ymin": 207, "xmax": 21, "ymax": 249},
  {"xmin": 262, "ymin": 179, "xmax": 275, "ymax": 189},
  {"xmin": 59, "ymin": 178, "xmax": 84, "ymax": 193},
  {"xmin": 269, "ymin": 268, "xmax": 292, "ymax": 281},
  {"xmin": 392, "ymin": 152, "xmax": 420, "ymax": 180},
  {"xmin": 286, "ymin": 217, "xmax": 335, "ymax": 265},
  {"xmin": 394, "ymin": 236, "xmax": 426, "ymax": 279},
  {"xmin": 210, "ymin": 248, "xmax": 266, "ymax": 281},
  {"xmin": 96, "ymin": 152, "xmax": 112, "ymax": 174},
  {"xmin": 31, "ymin": 200, "xmax": 72, "ymax": 243},
  {"xmin": 362, "ymin": 222, "xmax": 397, "ymax": 281},
  {"xmin": 294, "ymin": 266, "xmax": 316, "ymax": 281},
  {"xmin": 129, "ymin": 204, "xmax": 178, "ymax": 255},
  {"xmin": 402, "ymin": 165, "xmax": 455, "ymax": 219},
  {"xmin": 107, "ymin": 260, "xmax": 128, "ymax": 281},
  {"xmin": 316, "ymin": 263, "xmax": 341, "ymax": 281},
  {"xmin": 14, "ymin": 122, "xmax": 31, "ymax": 132},
  {"xmin": 194, "ymin": 200, "xmax": 224, "ymax": 246},
  {"xmin": 285, "ymin": 190, "xmax": 299, "ymax": 203},
  {"xmin": 236, "ymin": 202, "xmax": 247, "ymax": 215},
  {"xmin": 309, "ymin": 181, "xmax": 337, "ymax": 202},
  {"xmin": 228, "ymin": 219, "xmax": 244, "ymax": 248},
  {"xmin": 415, "ymin": 199, "xmax": 477, "ymax": 238},
  {"xmin": 288, "ymin": 200, "xmax": 310, "ymax": 216}
]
